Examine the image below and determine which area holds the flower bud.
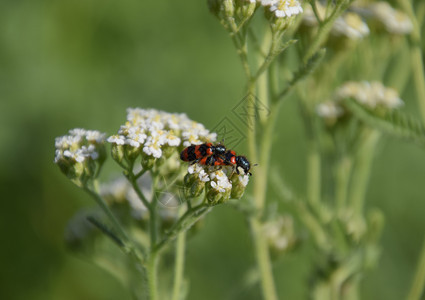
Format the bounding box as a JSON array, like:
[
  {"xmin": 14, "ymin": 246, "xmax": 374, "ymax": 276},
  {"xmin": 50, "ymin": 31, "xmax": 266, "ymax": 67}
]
[
  {"xmin": 141, "ymin": 155, "xmax": 156, "ymax": 170},
  {"xmin": 111, "ymin": 143, "xmax": 125, "ymax": 164},
  {"xmin": 161, "ymin": 145, "xmax": 176, "ymax": 159},
  {"xmin": 208, "ymin": 0, "xmax": 223, "ymax": 17},
  {"xmin": 206, "ymin": 169, "xmax": 232, "ymax": 204},
  {"xmin": 230, "ymin": 173, "xmax": 249, "ymax": 199},
  {"xmin": 206, "ymin": 182, "xmax": 231, "ymax": 204},
  {"xmin": 263, "ymin": 0, "xmax": 303, "ymax": 32},
  {"xmin": 183, "ymin": 173, "xmax": 206, "ymax": 199}
]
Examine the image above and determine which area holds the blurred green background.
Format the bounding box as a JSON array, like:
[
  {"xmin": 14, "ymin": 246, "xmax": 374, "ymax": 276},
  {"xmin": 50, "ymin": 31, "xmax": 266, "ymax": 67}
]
[{"xmin": 1, "ymin": 0, "xmax": 425, "ymax": 299}]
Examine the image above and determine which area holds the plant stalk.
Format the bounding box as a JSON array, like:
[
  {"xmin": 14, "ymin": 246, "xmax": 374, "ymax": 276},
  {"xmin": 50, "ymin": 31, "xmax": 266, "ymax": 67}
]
[
  {"xmin": 84, "ymin": 183, "xmax": 130, "ymax": 244},
  {"xmin": 147, "ymin": 251, "xmax": 159, "ymax": 300},
  {"xmin": 249, "ymin": 217, "xmax": 279, "ymax": 300},
  {"xmin": 335, "ymin": 155, "xmax": 352, "ymax": 214},
  {"xmin": 171, "ymin": 208, "xmax": 187, "ymax": 300},
  {"xmin": 348, "ymin": 131, "xmax": 380, "ymax": 215},
  {"xmin": 407, "ymin": 238, "xmax": 425, "ymax": 300}
]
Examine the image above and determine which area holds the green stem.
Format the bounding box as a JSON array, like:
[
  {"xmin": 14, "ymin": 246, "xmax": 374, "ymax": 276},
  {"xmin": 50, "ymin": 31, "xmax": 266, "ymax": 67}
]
[
  {"xmin": 247, "ymin": 79, "xmax": 258, "ymax": 165},
  {"xmin": 348, "ymin": 130, "xmax": 380, "ymax": 215},
  {"xmin": 335, "ymin": 155, "xmax": 352, "ymax": 214},
  {"xmin": 309, "ymin": 0, "xmax": 323, "ymax": 25},
  {"xmin": 248, "ymin": 83, "xmax": 282, "ymax": 300},
  {"xmin": 147, "ymin": 251, "xmax": 159, "ymax": 300},
  {"xmin": 249, "ymin": 28, "xmax": 267, "ymax": 57},
  {"xmin": 150, "ymin": 175, "xmax": 159, "ymax": 248},
  {"xmin": 140, "ymin": 172, "xmax": 159, "ymax": 300},
  {"xmin": 407, "ymin": 238, "xmax": 425, "ymax": 300},
  {"xmin": 230, "ymin": 32, "xmax": 251, "ymax": 80},
  {"xmin": 171, "ymin": 208, "xmax": 186, "ymax": 300},
  {"xmin": 249, "ymin": 217, "xmax": 279, "ymax": 300},
  {"xmin": 395, "ymin": 4, "xmax": 425, "ymax": 299},
  {"xmin": 254, "ymin": 32, "xmax": 281, "ymax": 81},
  {"xmin": 410, "ymin": 44, "xmax": 425, "ymax": 124},
  {"xmin": 127, "ymin": 171, "xmax": 151, "ymax": 210},
  {"xmin": 296, "ymin": 201, "xmax": 329, "ymax": 251},
  {"xmin": 307, "ymin": 142, "xmax": 321, "ymax": 206},
  {"xmin": 397, "ymin": 0, "xmax": 425, "ymax": 124},
  {"xmin": 154, "ymin": 204, "xmax": 211, "ymax": 253},
  {"xmin": 84, "ymin": 183, "xmax": 130, "ymax": 244},
  {"xmin": 303, "ymin": 0, "xmax": 350, "ymax": 62}
]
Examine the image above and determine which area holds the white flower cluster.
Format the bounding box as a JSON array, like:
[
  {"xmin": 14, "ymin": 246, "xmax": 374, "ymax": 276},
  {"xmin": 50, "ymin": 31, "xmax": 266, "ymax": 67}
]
[
  {"xmin": 257, "ymin": 0, "xmax": 303, "ymax": 18},
  {"xmin": 55, "ymin": 128, "xmax": 106, "ymax": 163},
  {"xmin": 108, "ymin": 108, "xmax": 216, "ymax": 159},
  {"xmin": 316, "ymin": 101, "xmax": 345, "ymax": 120},
  {"xmin": 317, "ymin": 81, "xmax": 404, "ymax": 123},
  {"xmin": 368, "ymin": 2, "xmax": 413, "ymax": 34},
  {"xmin": 263, "ymin": 215, "xmax": 295, "ymax": 252},
  {"xmin": 187, "ymin": 163, "xmax": 250, "ymax": 198},
  {"xmin": 303, "ymin": 3, "xmax": 369, "ymax": 39},
  {"xmin": 332, "ymin": 12, "xmax": 370, "ymax": 39},
  {"xmin": 304, "ymin": 1, "xmax": 412, "ymax": 36},
  {"xmin": 188, "ymin": 163, "xmax": 211, "ymax": 182},
  {"xmin": 336, "ymin": 81, "xmax": 404, "ymax": 109},
  {"xmin": 210, "ymin": 170, "xmax": 234, "ymax": 193}
]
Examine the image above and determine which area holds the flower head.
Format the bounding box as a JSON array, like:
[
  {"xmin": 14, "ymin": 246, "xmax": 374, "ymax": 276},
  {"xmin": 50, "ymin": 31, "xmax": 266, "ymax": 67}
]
[
  {"xmin": 108, "ymin": 108, "xmax": 216, "ymax": 167},
  {"xmin": 55, "ymin": 128, "xmax": 106, "ymax": 185},
  {"xmin": 269, "ymin": 0, "xmax": 303, "ymax": 18},
  {"xmin": 317, "ymin": 81, "xmax": 404, "ymax": 125},
  {"xmin": 368, "ymin": 2, "xmax": 413, "ymax": 34},
  {"xmin": 303, "ymin": 3, "xmax": 369, "ymax": 40},
  {"xmin": 263, "ymin": 215, "xmax": 297, "ymax": 254},
  {"xmin": 316, "ymin": 101, "xmax": 345, "ymax": 125},
  {"xmin": 184, "ymin": 161, "xmax": 250, "ymax": 204},
  {"xmin": 336, "ymin": 81, "xmax": 404, "ymax": 109},
  {"xmin": 332, "ymin": 12, "xmax": 370, "ymax": 39}
]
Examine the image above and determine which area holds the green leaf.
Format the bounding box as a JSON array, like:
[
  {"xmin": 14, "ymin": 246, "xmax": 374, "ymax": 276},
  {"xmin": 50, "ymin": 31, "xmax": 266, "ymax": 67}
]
[{"xmin": 344, "ymin": 98, "xmax": 425, "ymax": 145}]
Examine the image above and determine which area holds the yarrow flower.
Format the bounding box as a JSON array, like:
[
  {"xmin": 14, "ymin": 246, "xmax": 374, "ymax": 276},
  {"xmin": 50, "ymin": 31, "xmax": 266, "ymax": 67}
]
[
  {"xmin": 188, "ymin": 163, "xmax": 211, "ymax": 182},
  {"xmin": 317, "ymin": 81, "xmax": 404, "ymax": 124},
  {"xmin": 316, "ymin": 101, "xmax": 345, "ymax": 120},
  {"xmin": 108, "ymin": 108, "xmax": 216, "ymax": 167},
  {"xmin": 336, "ymin": 81, "xmax": 404, "ymax": 109},
  {"xmin": 184, "ymin": 162, "xmax": 250, "ymax": 204},
  {"xmin": 55, "ymin": 129, "xmax": 106, "ymax": 163},
  {"xmin": 55, "ymin": 128, "xmax": 106, "ymax": 185},
  {"xmin": 263, "ymin": 0, "xmax": 303, "ymax": 18},
  {"xmin": 263, "ymin": 215, "xmax": 297, "ymax": 254},
  {"xmin": 210, "ymin": 169, "xmax": 233, "ymax": 193},
  {"xmin": 362, "ymin": 2, "xmax": 413, "ymax": 35},
  {"xmin": 331, "ymin": 12, "xmax": 370, "ymax": 39},
  {"xmin": 303, "ymin": 3, "xmax": 369, "ymax": 39}
]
